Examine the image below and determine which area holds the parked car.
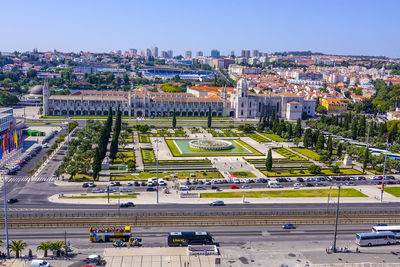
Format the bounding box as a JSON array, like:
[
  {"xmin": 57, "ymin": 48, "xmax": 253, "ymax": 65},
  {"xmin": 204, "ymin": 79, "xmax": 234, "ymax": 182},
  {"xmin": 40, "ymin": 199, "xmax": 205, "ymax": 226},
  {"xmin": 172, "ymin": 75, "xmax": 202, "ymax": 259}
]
[
  {"xmin": 82, "ymin": 183, "xmax": 89, "ymax": 188},
  {"xmin": 92, "ymin": 188, "xmax": 104, "ymax": 193},
  {"xmin": 374, "ymin": 223, "xmax": 388, "ymax": 227},
  {"xmin": 7, "ymin": 198, "xmax": 18, "ymax": 204},
  {"xmin": 146, "ymin": 187, "xmax": 157, "ymax": 192},
  {"xmin": 282, "ymin": 223, "xmax": 296, "ymax": 229},
  {"xmin": 293, "ymin": 183, "xmax": 303, "ymax": 188},
  {"xmin": 134, "ymin": 181, "xmax": 140, "ymax": 186},
  {"xmin": 296, "ymin": 177, "xmax": 304, "ymax": 182},
  {"xmin": 211, "ymin": 185, "xmax": 220, "ymax": 190},
  {"xmin": 241, "ymin": 184, "xmax": 252, "ymax": 189},
  {"xmin": 120, "ymin": 202, "xmax": 135, "ymax": 208},
  {"xmin": 195, "ymin": 186, "xmax": 206, "ymax": 190},
  {"xmin": 230, "ymin": 185, "xmax": 239, "ymax": 189},
  {"xmin": 88, "ymin": 182, "xmax": 96, "ymax": 188},
  {"xmin": 210, "ymin": 200, "xmax": 225, "ymax": 206},
  {"xmin": 305, "ymin": 183, "xmax": 314, "ymax": 187}
]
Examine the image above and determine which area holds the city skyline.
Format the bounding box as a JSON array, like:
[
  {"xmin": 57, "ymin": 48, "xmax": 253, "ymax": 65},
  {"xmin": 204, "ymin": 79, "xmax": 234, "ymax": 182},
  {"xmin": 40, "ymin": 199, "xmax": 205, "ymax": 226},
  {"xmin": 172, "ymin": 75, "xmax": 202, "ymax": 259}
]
[{"xmin": 1, "ymin": 0, "xmax": 399, "ymax": 58}]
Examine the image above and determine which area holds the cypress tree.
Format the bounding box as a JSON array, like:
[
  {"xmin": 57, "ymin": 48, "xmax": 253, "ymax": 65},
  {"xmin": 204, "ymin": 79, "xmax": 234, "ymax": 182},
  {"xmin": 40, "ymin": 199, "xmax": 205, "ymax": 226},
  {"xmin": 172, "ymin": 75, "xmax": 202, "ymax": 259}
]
[
  {"xmin": 266, "ymin": 149, "xmax": 273, "ymax": 172},
  {"xmin": 207, "ymin": 107, "xmax": 212, "ymax": 128},
  {"xmin": 172, "ymin": 109, "xmax": 177, "ymax": 128},
  {"xmin": 351, "ymin": 120, "xmax": 358, "ymax": 140},
  {"xmin": 316, "ymin": 133, "xmax": 325, "ymax": 152},
  {"xmin": 92, "ymin": 147, "xmax": 101, "ymax": 180},
  {"xmin": 110, "ymin": 107, "xmax": 122, "ymax": 161},
  {"xmin": 337, "ymin": 143, "xmax": 343, "ymax": 159},
  {"xmin": 257, "ymin": 116, "xmax": 263, "ymax": 131}
]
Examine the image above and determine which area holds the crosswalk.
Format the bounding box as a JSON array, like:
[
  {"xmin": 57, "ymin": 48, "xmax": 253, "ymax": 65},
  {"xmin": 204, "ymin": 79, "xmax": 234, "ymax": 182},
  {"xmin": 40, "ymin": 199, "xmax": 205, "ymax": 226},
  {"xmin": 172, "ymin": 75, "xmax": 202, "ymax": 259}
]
[{"xmin": 1, "ymin": 176, "xmax": 57, "ymax": 183}]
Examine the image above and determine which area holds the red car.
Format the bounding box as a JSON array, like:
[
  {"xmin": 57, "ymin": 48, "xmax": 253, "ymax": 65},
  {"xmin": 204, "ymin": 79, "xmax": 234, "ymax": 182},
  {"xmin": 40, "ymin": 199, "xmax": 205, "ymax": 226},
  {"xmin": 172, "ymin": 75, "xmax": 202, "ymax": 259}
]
[{"xmin": 230, "ymin": 185, "xmax": 239, "ymax": 189}]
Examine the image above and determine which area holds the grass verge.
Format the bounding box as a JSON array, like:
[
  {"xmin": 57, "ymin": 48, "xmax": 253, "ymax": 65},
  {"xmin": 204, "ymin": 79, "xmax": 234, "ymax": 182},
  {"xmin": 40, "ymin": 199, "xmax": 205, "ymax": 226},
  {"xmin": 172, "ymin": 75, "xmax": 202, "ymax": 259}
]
[{"xmin": 201, "ymin": 188, "xmax": 367, "ymax": 198}]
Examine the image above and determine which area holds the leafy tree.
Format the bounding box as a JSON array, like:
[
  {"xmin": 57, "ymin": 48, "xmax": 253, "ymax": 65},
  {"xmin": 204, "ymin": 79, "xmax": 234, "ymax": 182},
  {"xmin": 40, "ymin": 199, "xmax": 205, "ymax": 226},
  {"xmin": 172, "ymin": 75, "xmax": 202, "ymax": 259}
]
[
  {"xmin": 0, "ymin": 91, "xmax": 19, "ymax": 106},
  {"xmin": 238, "ymin": 123, "xmax": 255, "ymax": 133},
  {"xmin": 9, "ymin": 240, "xmax": 26, "ymax": 258},
  {"xmin": 308, "ymin": 164, "xmax": 321, "ymax": 174},
  {"xmin": 172, "ymin": 109, "xmax": 176, "ymax": 128},
  {"xmin": 37, "ymin": 241, "xmax": 52, "ymax": 257},
  {"xmin": 127, "ymin": 159, "xmax": 136, "ymax": 171},
  {"xmin": 327, "ymin": 136, "xmax": 333, "ymax": 158},
  {"xmin": 293, "ymin": 137, "xmax": 300, "ymax": 147},
  {"xmin": 316, "ymin": 105, "xmax": 327, "ymax": 114},
  {"xmin": 136, "ymin": 124, "xmax": 150, "ymax": 133},
  {"xmin": 303, "ymin": 128, "xmax": 313, "ymax": 149},
  {"xmin": 266, "ymin": 149, "xmax": 273, "ymax": 171},
  {"xmin": 294, "ymin": 118, "xmax": 302, "ymax": 138},
  {"xmin": 50, "ymin": 241, "xmax": 64, "ymax": 257},
  {"xmin": 331, "ymin": 165, "xmax": 340, "ymax": 174},
  {"xmin": 207, "ymin": 107, "xmax": 212, "ymax": 128}
]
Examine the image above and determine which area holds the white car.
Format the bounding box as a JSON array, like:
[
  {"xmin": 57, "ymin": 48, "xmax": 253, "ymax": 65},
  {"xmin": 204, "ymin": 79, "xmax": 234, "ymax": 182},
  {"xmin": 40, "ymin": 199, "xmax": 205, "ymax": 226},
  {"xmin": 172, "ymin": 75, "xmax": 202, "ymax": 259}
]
[{"xmin": 293, "ymin": 183, "xmax": 304, "ymax": 188}]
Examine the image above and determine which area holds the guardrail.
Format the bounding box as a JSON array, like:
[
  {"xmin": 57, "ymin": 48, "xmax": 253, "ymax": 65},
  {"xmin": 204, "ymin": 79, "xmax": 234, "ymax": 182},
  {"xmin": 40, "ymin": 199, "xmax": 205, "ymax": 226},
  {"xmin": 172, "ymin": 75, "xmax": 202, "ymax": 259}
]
[{"xmin": 188, "ymin": 245, "xmax": 219, "ymax": 256}]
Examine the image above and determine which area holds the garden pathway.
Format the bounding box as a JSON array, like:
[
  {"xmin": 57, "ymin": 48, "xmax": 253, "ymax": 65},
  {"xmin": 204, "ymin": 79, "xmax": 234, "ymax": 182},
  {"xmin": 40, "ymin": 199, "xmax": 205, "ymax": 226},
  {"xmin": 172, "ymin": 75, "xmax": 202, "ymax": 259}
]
[{"xmin": 212, "ymin": 157, "xmax": 266, "ymax": 179}]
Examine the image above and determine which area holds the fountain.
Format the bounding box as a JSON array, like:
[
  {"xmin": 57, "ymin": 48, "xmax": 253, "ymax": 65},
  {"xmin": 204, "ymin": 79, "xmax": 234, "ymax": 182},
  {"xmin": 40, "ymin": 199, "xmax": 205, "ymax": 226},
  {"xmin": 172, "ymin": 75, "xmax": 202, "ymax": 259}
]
[{"xmin": 189, "ymin": 137, "xmax": 233, "ymax": 151}]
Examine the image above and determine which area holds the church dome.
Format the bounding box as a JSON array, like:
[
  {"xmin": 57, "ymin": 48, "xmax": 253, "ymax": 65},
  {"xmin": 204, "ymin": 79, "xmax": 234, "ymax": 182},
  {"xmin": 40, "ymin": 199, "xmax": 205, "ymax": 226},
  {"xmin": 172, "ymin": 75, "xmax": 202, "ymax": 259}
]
[{"xmin": 30, "ymin": 85, "xmax": 43, "ymax": 95}]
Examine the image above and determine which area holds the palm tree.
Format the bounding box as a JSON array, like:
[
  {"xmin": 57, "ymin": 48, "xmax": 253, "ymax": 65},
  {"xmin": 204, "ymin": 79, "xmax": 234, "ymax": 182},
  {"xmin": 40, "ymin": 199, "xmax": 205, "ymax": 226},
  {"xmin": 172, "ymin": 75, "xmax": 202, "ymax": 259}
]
[
  {"xmin": 9, "ymin": 240, "xmax": 26, "ymax": 258},
  {"xmin": 51, "ymin": 241, "xmax": 64, "ymax": 257},
  {"xmin": 37, "ymin": 241, "xmax": 52, "ymax": 257}
]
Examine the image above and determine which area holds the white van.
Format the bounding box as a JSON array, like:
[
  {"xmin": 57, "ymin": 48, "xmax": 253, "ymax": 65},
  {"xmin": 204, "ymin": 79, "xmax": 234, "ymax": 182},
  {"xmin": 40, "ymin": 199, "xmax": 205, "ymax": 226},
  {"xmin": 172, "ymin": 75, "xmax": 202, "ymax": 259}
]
[
  {"xmin": 147, "ymin": 178, "xmax": 154, "ymax": 186},
  {"xmin": 268, "ymin": 180, "xmax": 282, "ymax": 188},
  {"xmin": 158, "ymin": 178, "xmax": 166, "ymax": 186},
  {"xmin": 31, "ymin": 260, "xmax": 50, "ymax": 267}
]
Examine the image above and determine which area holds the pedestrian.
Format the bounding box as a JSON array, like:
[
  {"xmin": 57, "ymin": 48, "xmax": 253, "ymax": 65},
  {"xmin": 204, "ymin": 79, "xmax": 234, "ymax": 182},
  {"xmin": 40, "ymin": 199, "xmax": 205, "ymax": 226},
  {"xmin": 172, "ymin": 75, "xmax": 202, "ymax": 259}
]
[{"xmin": 356, "ymin": 247, "xmax": 359, "ymax": 253}]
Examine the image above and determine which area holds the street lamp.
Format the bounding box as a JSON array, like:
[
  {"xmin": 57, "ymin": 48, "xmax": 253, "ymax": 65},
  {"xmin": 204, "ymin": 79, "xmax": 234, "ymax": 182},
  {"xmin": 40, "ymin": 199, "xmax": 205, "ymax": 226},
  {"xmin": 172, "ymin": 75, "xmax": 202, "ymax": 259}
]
[
  {"xmin": 156, "ymin": 137, "xmax": 159, "ymax": 204},
  {"xmin": 381, "ymin": 141, "xmax": 390, "ymax": 202},
  {"xmin": 2, "ymin": 169, "xmax": 10, "ymax": 258},
  {"xmin": 332, "ymin": 184, "xmax": 341, "ymax": 253}
]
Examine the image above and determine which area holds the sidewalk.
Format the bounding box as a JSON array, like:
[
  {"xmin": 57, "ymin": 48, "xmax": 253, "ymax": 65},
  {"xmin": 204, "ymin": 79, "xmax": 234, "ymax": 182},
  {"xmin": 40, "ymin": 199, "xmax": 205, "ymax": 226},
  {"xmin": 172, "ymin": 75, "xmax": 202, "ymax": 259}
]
[{"xmin": 48, "ymin": 185, "xmax": 400, "ymax": 205}]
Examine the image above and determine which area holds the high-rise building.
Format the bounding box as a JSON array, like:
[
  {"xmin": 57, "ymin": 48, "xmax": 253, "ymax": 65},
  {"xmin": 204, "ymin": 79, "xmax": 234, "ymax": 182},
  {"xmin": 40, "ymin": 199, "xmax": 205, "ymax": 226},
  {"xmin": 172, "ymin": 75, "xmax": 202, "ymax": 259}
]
[
  {"xmin": 252, "ymin": 50, "xmax": 259, "ymax": 58},
  {"xmin": 167, "ymin": 50, "xmax": 173, "ymax": 58},
  {"xmin": 241, "ymin": 50, "xmax": 251, "ymax": 58},
  {"xmin": 231, "ymin": 51, "xmax": 235, "ymax": 57},
  {"xmin": 211, "ymin": 49, "xmax": 220, "ymax": 59},
  {"xmin": 161, "ymin": 51, "xmax": 168, "ymax": 58},
  {"xmin": 196, "ymin": 51, "xmax": 203, "ymax": 57},
  {"xmin": 151, "ymin": 46, "xmax": 158, "ymax": 58},
  {"xmin": 145, "ymin": 48, "xmax": 152, "ymax": 57},
  {"xmin": 129, "ymin": 48, "xmax": 137, "ymax": 55},
  {"xmin": 185, "ymin": 51, "xmax": 192, "ymax": 58}
]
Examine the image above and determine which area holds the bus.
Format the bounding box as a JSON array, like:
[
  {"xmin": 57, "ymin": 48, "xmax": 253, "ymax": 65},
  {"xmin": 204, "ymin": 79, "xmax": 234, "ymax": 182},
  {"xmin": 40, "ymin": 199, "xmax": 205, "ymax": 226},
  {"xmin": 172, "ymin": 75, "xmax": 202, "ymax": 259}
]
[
  {"xmin": 372, "ymin": 225, "xmax": 400, "ymax": 239},
  {"xmin": 167, "ymin": 232, "xmax": 213, "ymax": 247},
  {"xmin": 355, "ymin": 231, "xmax": 397, "ymax": 246},
  {"xmin": 89, "ymin": 226, "xmax": 131, "ymax": 242}
]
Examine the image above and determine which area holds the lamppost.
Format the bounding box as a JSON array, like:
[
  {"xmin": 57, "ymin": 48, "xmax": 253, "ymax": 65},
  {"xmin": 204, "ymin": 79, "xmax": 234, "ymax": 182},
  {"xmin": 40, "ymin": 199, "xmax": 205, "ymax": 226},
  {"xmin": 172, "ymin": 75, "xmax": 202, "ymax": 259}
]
[
  {"xmin": 156, "ymin": 137, "xmax": 159, "ymax": 204},
  {"xmin": 381, "ymin": 141, "xmax": 390, "ymax": 202},
  {"xmin": 332, "ymin": 184, "xmax": 341, "ymax": 253},
  {"xmin": 2, "ymin": 169, "xmax": 10, "ymax": 258}
]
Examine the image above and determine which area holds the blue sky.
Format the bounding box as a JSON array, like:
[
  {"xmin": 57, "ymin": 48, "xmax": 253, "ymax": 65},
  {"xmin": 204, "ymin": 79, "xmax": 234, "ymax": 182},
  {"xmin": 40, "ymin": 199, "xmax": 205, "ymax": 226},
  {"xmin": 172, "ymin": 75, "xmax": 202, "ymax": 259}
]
[{"xmin": 1, "ymin": 0, "xmax": 400, "ymax": 58}]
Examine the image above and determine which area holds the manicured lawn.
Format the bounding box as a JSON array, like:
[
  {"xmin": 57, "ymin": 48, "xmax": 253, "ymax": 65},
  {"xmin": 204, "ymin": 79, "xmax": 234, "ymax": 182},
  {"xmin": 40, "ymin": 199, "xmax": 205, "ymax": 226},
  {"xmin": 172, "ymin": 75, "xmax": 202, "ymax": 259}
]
[
  {"xmin": 61, "ymin": 194, "xmax": 137, "ymax": 199},
  {"xmin": 229, "ymin": 171, "xmax": 256, "ymax": 178},
  {"xmin": 165, "ymin": 139, "xmax": 263, "ymax": 157},
  {"xmin": 273, "ymin": 148, "xmax": 306, "ymax": 161},
  {"xmin": 201, "ymin": 188, "xmax": 367, "ymax": 198},
  {"xmin": 247, "ymin": 133, "xmax": 270, "ymax": 143},
  {"xmin": 263, "ymin": 168, "xmax": 362, "ymax": 177},
  {"xmin": 113, "ymin": 150, "xmax": 134, "ymax": 164},
  {"xmin": 260, "ymin": 133, "xmax": 288, "ymax": 142},
  {"xmin": 141, "ymin": 149, "xmax": 156, "ymax": 163},
  {"xmin": 138, "ymin": 134, "xmax": 150, "ymax": 143},
  {"xmin": 71, "ymin": 174, "xmax": 94, "ymax": 182},
  {"xmin": 110, "ymin": 170, "xmax": 223, "ymax": 180},
  {"xmin": 384, "ymin": 187, "xmax": 400, "ymax": 197},
  {"xmin": 292, "ymin": 148, "xmax": 321, "ymax": 161}
]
